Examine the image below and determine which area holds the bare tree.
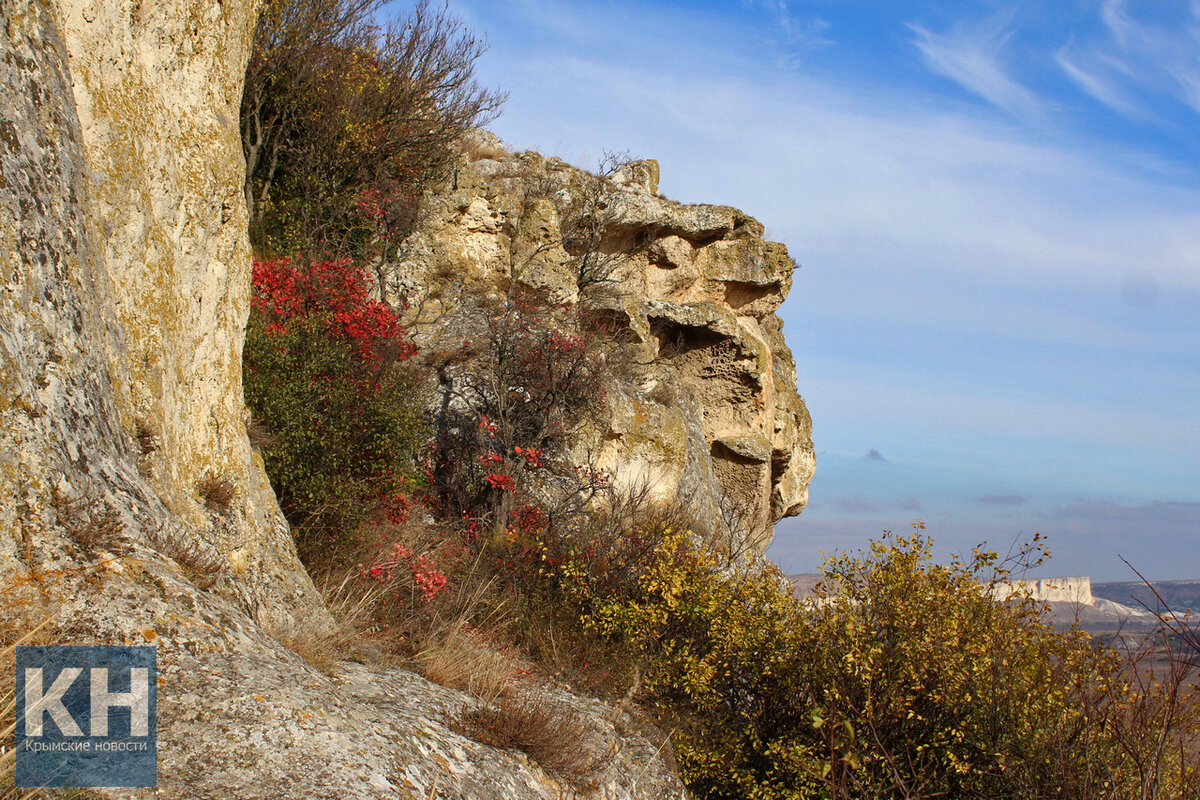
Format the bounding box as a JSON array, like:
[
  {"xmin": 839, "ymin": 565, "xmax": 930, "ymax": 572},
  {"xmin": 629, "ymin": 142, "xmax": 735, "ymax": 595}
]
[{"xmin": 557, "ymin": 151, "xmax": 648, "ymax": 301}]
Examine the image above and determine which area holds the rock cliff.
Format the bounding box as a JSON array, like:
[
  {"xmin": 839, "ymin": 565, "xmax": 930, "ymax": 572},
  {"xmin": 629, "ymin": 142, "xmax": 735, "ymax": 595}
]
[
  {"xmin": 2, "ymin": 0, "xmax": 320, "ymax": 633},
  {"xmin": 387, "ymin": 140, "xmax": 815, "ymax": 549},
  {"xmin": 1, "ymin": 1, "xmax": 686, "ymax": 796},
  {"xmin": 994, "ymin": 577, "xmax": 1152, "ymax": 623}
]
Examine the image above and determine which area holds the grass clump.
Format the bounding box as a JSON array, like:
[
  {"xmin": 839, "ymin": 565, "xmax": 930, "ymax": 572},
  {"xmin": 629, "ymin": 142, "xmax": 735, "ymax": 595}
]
[
  {"xmin": 197, "ymin": 473, "xmax": 236, "ymax": 512},
  {"xmin": 454, "ymin": 694, "xmax": 606, "ymax": 786},
  {"xmin": 49, "ymin": 489, "xmax": 124, "ymax": 552},
  {"xmin": 1, "ymin": 616, "xmax": 57, "ymax": 800},
  {"xmin": 418, "ymin": 627, "xmax": 524, "ymax": 705}
]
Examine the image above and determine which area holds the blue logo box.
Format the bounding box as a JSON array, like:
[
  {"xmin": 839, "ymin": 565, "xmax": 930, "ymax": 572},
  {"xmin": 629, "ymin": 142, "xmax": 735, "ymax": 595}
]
[{"xmin": 15, "ymin": 646, "xmax": 157, "ymax": 788}]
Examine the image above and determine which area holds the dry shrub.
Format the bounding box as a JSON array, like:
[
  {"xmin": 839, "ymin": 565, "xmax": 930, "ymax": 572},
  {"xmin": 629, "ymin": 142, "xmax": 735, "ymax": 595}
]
[
  {"xmin": 459, "ymin": 131, "xmax": 506, "ymax": 161},
  {"xmin": 196, "ymin": 473, "xmax": 236, "ymax": 512},
  {"xmin": 456, "ymin": 694, "xmax": 606, "ymax": 785},
  {"xmin": 1, "ymin": 616, "xmax": 57, "ymax": 799},
  {"xmin": 49, "ymin": 489, "xmax": 124, "ymax": 551},
  {"xmin": 245, "ymin": 416, "xmax": 279, "ymax": 451},
  {"xmin": 418, "ymin": 627, "xmax": 523, "ymax": 704},
  {"xmin": 134, "ymin": 422, "xmax": 158, "ymax": 455},
  {"xmin": 242, "ymin": 0, "xmax": 504, "ymax": 255}
]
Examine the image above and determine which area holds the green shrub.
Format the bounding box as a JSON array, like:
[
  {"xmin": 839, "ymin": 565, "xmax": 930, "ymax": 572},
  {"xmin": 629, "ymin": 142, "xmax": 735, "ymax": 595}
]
[
  {"xmin": 241, "ymin": 0, "xmax": 504, "ymax": 257},
  {"xmin": 243, "ymin": 255, "xmax": 427, "ymax": 560}
]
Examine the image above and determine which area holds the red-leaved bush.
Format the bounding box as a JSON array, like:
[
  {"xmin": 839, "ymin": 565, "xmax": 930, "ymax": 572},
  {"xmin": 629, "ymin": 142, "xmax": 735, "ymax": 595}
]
[
  {"xmin": 244, "ymin": 255, "xmax": 426, "ymax": 561},
  {"xmin": 360, "ymin": 543, "xmax": 447, "ymax": 602},
  {"xmin": 250, "ymin": 255, "xmax": 415, "ymax": 361}
]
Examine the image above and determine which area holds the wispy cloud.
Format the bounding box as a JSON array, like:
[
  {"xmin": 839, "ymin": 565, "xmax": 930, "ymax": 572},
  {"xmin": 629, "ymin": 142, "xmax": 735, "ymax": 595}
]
[
  {"xmin": 908, "ymin": 12, "xmax": 1043, "ymax": 120},
  {"xmin": 837, "ymin": 496, "xmax": 881, "ymax": 513},
  {"xmin": 1054, "ymin": 499, "xmax": 1200, "ymax": 524},
  {"xmin": 977, "ymin": 494, "xmax": 1027, "ymax": 506},
  {"xmin": 1056, "ymin": 42, "xmax": 1146, "ymax": 119},
  {"xmin": 744, "ymin": 0, "xmax": 833, "ymax": 66},
  {"xmin": 1058, "ymin": 0, "xmax": 1200, "ymax": 119},
  {"xmin": 456, "ymin": 0, "xmax": 1200, "ymax": 581}
]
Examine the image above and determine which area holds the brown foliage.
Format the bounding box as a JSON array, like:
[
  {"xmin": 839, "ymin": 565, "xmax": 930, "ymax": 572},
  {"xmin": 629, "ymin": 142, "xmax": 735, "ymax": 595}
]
[
  {"xmin": 134, "ymin": 421, "xmax": 158, "ymax": 455},
  {"xmin": 50, "ymin": 489, "xmax": 125, "ymax": 551},
  {"xmin": 280, "ymin": 570, "xmax": 389, "ymax": 673},
  {"xmin": 197, "ymin": 473, "xmax": 237, "ymax": 512},
  {"xmin": 1, "ymin": 616, "xmax": 58, "ymax": 799},
  {"xmin": 419, "ymin": 627, "xmax": 523, "ymax": 704}
]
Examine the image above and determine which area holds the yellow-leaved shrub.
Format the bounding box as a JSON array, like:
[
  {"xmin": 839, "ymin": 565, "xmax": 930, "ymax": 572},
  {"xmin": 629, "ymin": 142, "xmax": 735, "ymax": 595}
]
[{"xmin": 534, "ymin": 519, "xmax": 1198, "ymax": 800}]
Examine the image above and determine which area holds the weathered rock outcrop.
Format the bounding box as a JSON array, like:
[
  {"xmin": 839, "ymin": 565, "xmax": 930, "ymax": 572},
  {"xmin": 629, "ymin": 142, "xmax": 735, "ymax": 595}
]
[
  {"xmin": 388, "ymin": 141, "xmax": 815, "ymax": 548},
  {"xmin": 2, "ymin": 0, "xmax": 320, "ymax": 633},
  {"xmin": 1, "ymin": 2, "xmax": 685, "ymax": 797},
  {"xmin": 995, "ymin": 577, "xmax": 1152, "ymax": 623}
]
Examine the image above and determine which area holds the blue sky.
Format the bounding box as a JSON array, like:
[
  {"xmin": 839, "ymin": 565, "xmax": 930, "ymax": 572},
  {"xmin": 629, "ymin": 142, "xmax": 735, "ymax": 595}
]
[{"xmin": 427, "ymin": 0, "xmax": 1200, "ymax": 581}]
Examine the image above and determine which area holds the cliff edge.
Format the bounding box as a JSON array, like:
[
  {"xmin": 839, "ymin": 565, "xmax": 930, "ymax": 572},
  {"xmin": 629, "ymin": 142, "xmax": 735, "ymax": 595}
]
[{"xmin": 1, "ymin": 1, "xmax": 685, "ymax": 796}]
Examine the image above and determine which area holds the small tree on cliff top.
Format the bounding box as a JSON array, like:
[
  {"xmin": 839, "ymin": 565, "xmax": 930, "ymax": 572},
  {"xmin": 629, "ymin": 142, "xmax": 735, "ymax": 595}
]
[{"xmin": 241, "ymin": 0, "xmax": 505, "ymax": 256}]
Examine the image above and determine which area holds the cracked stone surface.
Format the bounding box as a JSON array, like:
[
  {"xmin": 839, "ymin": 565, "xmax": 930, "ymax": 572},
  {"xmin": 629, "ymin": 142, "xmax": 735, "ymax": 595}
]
[{"xmin": 389, "ymin": 147, "xmax": 815, "ymax": 548}]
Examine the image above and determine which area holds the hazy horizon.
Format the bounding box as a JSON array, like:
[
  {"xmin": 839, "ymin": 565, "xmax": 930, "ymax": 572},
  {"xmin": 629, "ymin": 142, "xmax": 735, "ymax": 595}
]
[{"xmin": 431, "ymin": 0, "xmax": 1200, "ymax": 582}]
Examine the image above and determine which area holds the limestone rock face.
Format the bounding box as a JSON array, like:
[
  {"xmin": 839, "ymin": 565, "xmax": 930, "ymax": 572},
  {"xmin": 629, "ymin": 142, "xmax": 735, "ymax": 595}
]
[
  {"xmin": 994, "ymin": 577, "xmax": 1154, "ymax": 626},
  {"xmin": 389, "ymin": 150, "xmax": 815, "ymax": 548},
  {"xmin": 1, "ymin": 0, "xmax": 320, "ymax": 630},
  {"xmin": 1, "ymin": 3, "xmax": 685, "ymax": 797}
]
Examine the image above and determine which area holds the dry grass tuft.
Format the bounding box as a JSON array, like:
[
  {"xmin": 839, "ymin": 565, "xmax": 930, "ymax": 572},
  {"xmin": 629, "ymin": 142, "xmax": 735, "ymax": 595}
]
[
  {"xmin": 280, "ymin": 617, "xmax": 344, "ymax": 675},
  {"xmin": 246, "ymin": 416, "xmax": 279, "ymax": 451},
  {"xmin": 419, "ymin": 628, "xmax": 523, "ymax": 704},
  {"xmin": 459, "ymin": 131, "xmax": 506, "ymax": 161},
  {"xmin": 2, "ymin": 616, "xmax": 57, "ymax": 800},
  {"xmin": 2, "ymin": 645, "xmax": 17, "ymax": 797},
  {"xmin": 197, "ymin": 473, "xmax": 236, "ymax": 512},
  {"xmin": 50, "ymin": 489, "xmax": 125, "ymax": 551},
  {"xmin": 72, "ymin": 506, "xmax": 123, "ymax": 551},
  {"xmin": 134, "ymin": 422, "xmax": 159, "ymax": 455},
  {"xmin": 280, "ymin": 571, "xmax": 390, "ymax": 674},
  {"xmin": 455, "ymin": 693, "xmax": 606, "ymax": 785}
]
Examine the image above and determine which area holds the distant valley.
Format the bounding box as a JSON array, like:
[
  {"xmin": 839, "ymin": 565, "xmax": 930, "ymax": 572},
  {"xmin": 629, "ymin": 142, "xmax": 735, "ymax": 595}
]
[
  {"xmin": 789, "ymin": 574, "xmax": 1200, "ymax": 635},
  {"xmin": 1092, "ymin": 580, "xmax": 1200, "ymax": 616}
]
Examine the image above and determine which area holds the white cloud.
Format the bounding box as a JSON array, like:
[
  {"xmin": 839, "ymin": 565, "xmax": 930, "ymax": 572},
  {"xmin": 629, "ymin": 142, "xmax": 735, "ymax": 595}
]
[
  {"xmin": 458, "ymin": 1, "xmax": 1200, "ymax": 567},
  {"xmin": 907, "ymin": 12, "xmax": 1044, "ymax": 120},
  {"xmin": 743, "ymin": 0, "xmax": 834, "ymax": 60},
  {"xmin": 1100, "ymin": 0, "xmax": 1135, "ymax": 49},
  {"xmin": 1056, "ymin": 42, "xmax": 1146, "ymax": 119},
  {"xmin": 484, "ymin": 39, "xmax": 1200, "ymax": 296},
  {"xmin": 1084, "ymin": 0, "xmax": 1200, "ymax": 116}
]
